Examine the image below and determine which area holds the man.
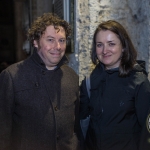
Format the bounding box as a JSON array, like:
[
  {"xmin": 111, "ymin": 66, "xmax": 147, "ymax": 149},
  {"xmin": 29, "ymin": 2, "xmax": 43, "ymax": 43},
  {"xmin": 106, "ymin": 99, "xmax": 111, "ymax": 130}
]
[{"xmin": 0, "ymin": 13, "xmax": 79, "ymax": 150}]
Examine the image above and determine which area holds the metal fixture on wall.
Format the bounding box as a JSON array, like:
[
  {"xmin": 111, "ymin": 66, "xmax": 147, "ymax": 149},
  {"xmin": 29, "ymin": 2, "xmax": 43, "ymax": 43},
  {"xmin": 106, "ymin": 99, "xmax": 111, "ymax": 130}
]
[
  {"xmin": 53, "ymin": 0, "xmax": 74, "ymax": 53},
  {"xmin": 22, "ymin": 0, "xmax": 33, "ymax": 55}
]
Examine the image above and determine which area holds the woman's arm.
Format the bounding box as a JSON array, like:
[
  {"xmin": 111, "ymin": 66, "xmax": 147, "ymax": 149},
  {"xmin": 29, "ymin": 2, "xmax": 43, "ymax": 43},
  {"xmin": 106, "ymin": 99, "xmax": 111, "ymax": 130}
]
[
  {"xmin": 135, "ymin": 77, "xmax": 150, "ymax": 149},
  {"xmin": 79, "ymin": 78, "xmax": 90, "ymax": 120}
]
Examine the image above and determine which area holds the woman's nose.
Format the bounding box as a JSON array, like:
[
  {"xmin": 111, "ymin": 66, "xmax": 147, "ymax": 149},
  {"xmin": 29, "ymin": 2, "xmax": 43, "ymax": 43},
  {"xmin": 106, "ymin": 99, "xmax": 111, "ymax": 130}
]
[{"xmin": 102, "ymin": 45, "xmax": 108, "ymax": 54}]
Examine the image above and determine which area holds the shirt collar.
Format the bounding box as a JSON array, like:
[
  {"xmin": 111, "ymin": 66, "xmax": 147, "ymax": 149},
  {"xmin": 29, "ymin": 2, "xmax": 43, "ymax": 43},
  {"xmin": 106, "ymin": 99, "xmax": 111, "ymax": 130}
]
[{"xmin": 31, "ymin": 48, "xmax": 69, "ymax": 70}]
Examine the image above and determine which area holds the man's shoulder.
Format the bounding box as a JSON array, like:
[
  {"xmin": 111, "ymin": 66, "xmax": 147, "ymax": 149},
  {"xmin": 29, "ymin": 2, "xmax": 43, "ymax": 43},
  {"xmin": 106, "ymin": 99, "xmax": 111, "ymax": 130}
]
[
  {"xmin": 60, "ymin": 65, "xmax": 79, "ymax": 83},
  {"xmin": 2, "ymin": 58, "xmax": 32, "ymax": 76},
  {"xmin": 61, "ymin": 65, "xmax": 78, "ymax": 75},
  {"xmin": 3, "ymin": 60, "xmax": 24, "ymax": 73}
]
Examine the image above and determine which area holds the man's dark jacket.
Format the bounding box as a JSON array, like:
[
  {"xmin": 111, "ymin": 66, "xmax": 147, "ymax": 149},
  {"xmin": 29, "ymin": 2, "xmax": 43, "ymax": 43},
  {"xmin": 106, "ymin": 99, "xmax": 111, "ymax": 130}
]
[
  {"xmin": 0, "ymin": 51, "xmax": 80, "ymax": 150},
  {"xmin": 80, "ymin": 62, "xmax": 150, "ymax": 150}
]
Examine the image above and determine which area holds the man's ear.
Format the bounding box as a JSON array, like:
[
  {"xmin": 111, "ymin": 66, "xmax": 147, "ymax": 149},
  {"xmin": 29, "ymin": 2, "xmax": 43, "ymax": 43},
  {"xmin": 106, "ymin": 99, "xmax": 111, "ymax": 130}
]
[{"xmin": 33, "ymin": 40, "xmax": 38, "ymax": 48}]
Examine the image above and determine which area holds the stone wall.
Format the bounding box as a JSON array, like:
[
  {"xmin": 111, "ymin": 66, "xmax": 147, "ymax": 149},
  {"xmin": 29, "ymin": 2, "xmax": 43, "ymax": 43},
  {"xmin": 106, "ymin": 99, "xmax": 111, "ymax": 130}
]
[
  {"xmin": 18, "ymin": 0, "xmax": 150, "ymax": 83},
  {"xmin": 76, "ymin": 0, "xmax": 150, "ymax": 83},
  {"xmin": 76, "ymin": 0, "xmax": 92, "ymax": 83}
]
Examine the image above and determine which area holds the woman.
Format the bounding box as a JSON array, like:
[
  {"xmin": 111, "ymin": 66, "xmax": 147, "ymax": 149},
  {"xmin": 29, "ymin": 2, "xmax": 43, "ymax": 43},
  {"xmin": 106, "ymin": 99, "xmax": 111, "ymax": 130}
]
[{"xmin": 79, "ymin": 20, "xmax": 150, "ymax": 150}]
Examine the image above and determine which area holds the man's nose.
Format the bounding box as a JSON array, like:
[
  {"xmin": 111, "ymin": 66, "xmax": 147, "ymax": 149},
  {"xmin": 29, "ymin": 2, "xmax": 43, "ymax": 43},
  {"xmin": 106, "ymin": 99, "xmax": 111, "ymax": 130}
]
[{"xmin": 54, "ymin": 41, "xmax": 61, "ymax": 49}]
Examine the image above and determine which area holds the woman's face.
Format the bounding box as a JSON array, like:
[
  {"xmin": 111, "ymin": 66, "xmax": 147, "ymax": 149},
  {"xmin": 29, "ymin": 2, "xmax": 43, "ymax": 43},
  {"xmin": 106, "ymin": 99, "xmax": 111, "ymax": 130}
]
[{"xmin": 96, "ymin": 30, "xmax": 123, "ymax": 69}]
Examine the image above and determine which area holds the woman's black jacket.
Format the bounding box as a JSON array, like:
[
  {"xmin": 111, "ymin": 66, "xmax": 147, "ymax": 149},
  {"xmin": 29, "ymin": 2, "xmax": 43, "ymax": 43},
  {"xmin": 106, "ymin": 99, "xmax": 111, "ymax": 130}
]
[{"xmin": 80, "ymin": 63, "xmax": 150, "ymax": 150}]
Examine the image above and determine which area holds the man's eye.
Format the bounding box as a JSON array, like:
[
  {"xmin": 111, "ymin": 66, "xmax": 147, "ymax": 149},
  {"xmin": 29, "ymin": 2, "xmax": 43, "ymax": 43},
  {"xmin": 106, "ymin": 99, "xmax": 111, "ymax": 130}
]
[
  {"xmin": 48, "ymin": 39, "xmax": 54, "ymax": 42},
  {"xmin": 60, "ymin": 39, "xmax": 66, "ymax": 43}
]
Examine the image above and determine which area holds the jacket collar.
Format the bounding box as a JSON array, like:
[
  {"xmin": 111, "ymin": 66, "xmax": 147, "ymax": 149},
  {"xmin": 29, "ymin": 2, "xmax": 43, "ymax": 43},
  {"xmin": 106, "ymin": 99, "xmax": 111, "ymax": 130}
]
[
  {"xmin": 31, "ymin": 49, "xmax": 69, "ymax": 70},
  {"xmin": 98, "ymin": 63, "xmax": 119, "ymax": 74},
  {"xmin": 99, "ymin": 61, "xmax": 147, "ymax": 75}
]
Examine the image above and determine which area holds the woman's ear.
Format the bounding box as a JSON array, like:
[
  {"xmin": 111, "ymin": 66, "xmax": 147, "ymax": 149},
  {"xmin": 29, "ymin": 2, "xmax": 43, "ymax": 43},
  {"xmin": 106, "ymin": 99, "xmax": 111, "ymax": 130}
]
[{"xmin": 33, "ymin": 40, "xmax": 38, "ymax": 48}]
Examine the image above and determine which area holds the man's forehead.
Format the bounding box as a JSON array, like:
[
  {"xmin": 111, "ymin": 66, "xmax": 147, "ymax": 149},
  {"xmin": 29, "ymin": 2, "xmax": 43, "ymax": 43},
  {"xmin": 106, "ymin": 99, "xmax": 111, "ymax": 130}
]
[
  {"xmin": 46, "ymin": 25, "xmax": 65, "ymax": 32},
  {"xmin": 42, "ymin": 25, "xmax": 66, "ymax": 38}
]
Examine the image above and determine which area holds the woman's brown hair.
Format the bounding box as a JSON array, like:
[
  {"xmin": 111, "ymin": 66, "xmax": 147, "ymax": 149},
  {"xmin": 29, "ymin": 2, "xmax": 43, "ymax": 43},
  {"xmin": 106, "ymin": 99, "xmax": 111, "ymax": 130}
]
[{"xmin": 91, "ymin": 20, "xmax": 137, "ymax": 76}]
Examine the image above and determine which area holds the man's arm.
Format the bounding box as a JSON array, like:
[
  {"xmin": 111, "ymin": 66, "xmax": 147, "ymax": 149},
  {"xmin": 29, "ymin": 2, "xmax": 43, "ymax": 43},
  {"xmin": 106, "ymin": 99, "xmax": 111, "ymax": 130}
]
[{"xmin": 0, "ymin": 70, "xmax": 14, "ymax": 150}]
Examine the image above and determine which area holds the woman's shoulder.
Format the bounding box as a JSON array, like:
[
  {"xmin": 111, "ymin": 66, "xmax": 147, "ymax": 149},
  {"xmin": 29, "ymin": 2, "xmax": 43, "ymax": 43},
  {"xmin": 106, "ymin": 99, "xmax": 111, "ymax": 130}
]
[
  {"xmin": 129, "ymin": 62, "xmax": 149, "ymax": 84},
  {"xmin": 91, "ymin": 63, "xmax": 103, "ymax": 76},
  {"xmin": 131, "ymin": 61, "xmax": 148, "ymax": 77},
  {"xmin": 133, "ymin": 60, "xmax": 147, "ymax": 72}
]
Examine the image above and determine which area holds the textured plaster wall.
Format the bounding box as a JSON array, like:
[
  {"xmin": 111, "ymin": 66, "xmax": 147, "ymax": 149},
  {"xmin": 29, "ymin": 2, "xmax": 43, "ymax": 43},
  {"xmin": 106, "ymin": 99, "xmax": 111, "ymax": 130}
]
[{"xmin": 76, "ymin": 0, "xmax": 150, "ymax": 83}]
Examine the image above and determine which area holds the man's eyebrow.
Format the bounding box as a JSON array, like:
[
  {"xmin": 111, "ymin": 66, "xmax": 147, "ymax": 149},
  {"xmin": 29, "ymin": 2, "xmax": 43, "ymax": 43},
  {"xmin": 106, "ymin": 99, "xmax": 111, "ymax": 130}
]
[
  {"xmin": 47, "ymin": 36, "xmax": 54, "ymax": 38},
  {"xmin": 46, "ymin": 36, "xmax": 66, "ymax": 39}
]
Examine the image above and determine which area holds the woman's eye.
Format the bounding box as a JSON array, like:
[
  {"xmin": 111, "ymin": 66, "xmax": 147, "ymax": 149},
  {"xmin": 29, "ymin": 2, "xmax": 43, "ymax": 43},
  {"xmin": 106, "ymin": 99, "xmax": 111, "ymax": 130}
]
[
  {"xmin": 109, "ymin": 43, "xmax": 115, "ymax": 46},
  {"xmin": 97, "ymin": 43, "xmax": 102, "ymax": 48}
]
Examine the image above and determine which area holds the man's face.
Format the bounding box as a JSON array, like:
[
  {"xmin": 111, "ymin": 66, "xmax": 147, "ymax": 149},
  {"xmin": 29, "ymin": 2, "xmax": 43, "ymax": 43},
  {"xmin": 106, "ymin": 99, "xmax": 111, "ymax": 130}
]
[{"xmin": 34, "ymin": 25, "xmax": 66, "ymax": 70}]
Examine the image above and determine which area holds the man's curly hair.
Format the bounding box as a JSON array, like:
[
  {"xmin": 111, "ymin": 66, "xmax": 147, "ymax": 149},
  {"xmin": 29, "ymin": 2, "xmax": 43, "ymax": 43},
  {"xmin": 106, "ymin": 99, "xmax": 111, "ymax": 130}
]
[{"xmin": 27, "ymin": 13, "xmax": 71, "ymax": 46}]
